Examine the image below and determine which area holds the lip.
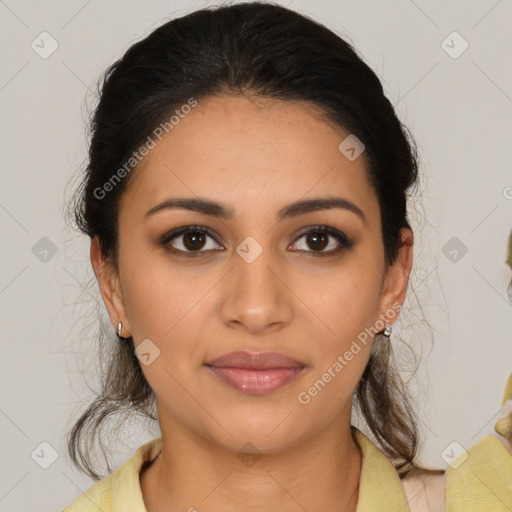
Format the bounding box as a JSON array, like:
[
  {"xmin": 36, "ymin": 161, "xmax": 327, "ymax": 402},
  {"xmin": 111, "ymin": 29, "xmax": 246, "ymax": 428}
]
[
  {"xmin": 205, "ymin": 351, "xmax": 306, "ymax": 395},
  {"xmin": 206, "ymin": 350, "xmax": 305, "ymax": 369}
]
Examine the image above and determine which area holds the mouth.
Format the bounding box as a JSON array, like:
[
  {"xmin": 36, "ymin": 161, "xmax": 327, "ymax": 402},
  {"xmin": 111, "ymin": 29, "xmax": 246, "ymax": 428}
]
[{"xmin": 204, "ymin": 351, "xmax": 306, "ymax": 395}]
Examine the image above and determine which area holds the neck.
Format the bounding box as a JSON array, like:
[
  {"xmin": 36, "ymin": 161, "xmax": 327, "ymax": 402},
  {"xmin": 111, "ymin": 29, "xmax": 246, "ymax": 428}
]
[{"xmin": 140, "ymin": 413, "xmax": 362, "ymax": 512}]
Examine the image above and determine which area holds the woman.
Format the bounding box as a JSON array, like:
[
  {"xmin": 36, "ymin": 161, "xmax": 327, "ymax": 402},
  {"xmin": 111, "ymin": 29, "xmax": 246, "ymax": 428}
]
[{"xmin": 62, "ymin": 2, "xmax": 512, "ymax": 511}]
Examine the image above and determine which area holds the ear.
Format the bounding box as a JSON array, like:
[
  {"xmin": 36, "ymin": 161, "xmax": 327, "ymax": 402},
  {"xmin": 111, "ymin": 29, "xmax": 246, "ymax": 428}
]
[
  {"xmin": 90, "ymin": 236, "xmax": 131, "ymax": 337},
  {"xmin": 378, "ymin": 228, "xmax": 414, "ymax": 325}
]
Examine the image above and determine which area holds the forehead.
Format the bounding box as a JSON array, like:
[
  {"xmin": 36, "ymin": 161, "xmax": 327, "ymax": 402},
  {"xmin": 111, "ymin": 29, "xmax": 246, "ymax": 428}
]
[{"xmin": 121, "ymin": 94, "xmax": 379, "ymax": 222}]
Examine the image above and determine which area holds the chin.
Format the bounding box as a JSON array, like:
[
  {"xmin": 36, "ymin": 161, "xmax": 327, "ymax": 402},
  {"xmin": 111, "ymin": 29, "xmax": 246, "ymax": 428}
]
[{"xmin": 201, "ymin": 406, "xmax": 311, "ymax": 455}]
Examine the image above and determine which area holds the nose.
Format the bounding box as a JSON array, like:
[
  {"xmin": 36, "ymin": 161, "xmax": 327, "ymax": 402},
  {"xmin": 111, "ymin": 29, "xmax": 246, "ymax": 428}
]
[{"xmin": 219, "ymin": 240, "xmax": 293, "ymax": 335}]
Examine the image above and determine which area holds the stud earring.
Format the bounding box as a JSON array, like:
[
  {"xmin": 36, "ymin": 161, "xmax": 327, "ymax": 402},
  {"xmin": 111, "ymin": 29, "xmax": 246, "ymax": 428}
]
[
  {"xmin": 383, "ymin": 323, "xmax": 392, "ymax": 337},
  {"xmin": 117, "ymin": 322, "xmax": 123, "ymax": 339}
]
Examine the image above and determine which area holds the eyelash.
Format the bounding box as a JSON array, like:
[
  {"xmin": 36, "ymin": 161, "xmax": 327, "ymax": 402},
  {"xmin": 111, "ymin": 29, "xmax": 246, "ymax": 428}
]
[{"xmin": 159, "ymin": 224, "xmax": 354, "ymax": 258}]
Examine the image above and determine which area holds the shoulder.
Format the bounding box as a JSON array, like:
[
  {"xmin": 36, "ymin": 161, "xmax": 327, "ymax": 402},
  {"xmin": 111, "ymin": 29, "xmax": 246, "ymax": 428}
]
[
  {"xmin": 61, "ymin": 474, "xmax": 113, "ymax": 511},
  {"xmin": 401, "ymin": 469, "xmax": 447, "ymax": 512},
  {"xmin": 401, "ymin": 433, "xmax": 512, "ymax": 512},
  {"xmin": 351, "ymin": 427, "xmax": 446, "ymax": 511},
  {"xmin": 445, "ymin": 434, "xmax": 512, "ymax": 510},
  {"xmin": 61, "ymin": 437, "xmax": 162, "ymax": 512},
  {"xmin": 401, "ymin": 434, "xmax": 512, "ymax": 512}
]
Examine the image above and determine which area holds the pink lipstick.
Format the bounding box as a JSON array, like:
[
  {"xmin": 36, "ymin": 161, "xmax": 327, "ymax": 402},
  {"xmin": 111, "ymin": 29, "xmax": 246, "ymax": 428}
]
[{"xmin": 205, "ymin": 351, "xmax": 305, "ymax": 395}]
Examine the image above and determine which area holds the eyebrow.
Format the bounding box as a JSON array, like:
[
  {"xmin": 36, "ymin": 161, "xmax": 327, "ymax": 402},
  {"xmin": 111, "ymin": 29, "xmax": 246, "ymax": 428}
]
[{"xmin": 145, "ymin": 196, "xmax": 366, "ymax": 223}]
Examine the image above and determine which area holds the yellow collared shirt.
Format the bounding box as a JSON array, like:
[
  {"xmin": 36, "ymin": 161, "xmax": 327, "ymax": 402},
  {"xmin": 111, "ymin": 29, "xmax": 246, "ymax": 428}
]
[{"xmin": 62, "ymin": 427, "xmax": 512, "ymax": 511}]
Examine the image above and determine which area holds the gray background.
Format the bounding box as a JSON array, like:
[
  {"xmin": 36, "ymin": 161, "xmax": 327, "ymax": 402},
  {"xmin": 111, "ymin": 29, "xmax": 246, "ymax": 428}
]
[{"xmin": 0, "ymin": 0, "xmax": 511, "ymax": 510}]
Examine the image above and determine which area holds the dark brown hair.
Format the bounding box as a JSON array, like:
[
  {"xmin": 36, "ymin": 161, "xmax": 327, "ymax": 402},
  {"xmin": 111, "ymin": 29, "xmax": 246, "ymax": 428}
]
[{"xmin": 67, "ymin": 1, "xmax": 443, "ymax": 481}]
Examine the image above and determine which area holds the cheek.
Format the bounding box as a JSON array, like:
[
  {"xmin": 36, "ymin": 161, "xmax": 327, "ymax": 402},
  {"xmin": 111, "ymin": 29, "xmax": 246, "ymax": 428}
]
[
  {"xmin": 117, "ymin": 225, "xmax": 202, "ymax": 338},
  {"xmin": 293, "ymin": 255, "xmax": 383, "ymax": 414},
  {"xmin": 119, "ymin": 258, "xmax": 209, "ymax": 398},
  {"xmin": 294, "ymin": 270, "xmax": 379, "ymax": 418},
  {"xmin": 304, "ymin": 260, "xmax": 383, "ymax": 352},
  {"xmin": 121, "ymin": 260, "xmax": 201, "ymax": 341},
  {"xmin": 118, "ymin": 244, "xmax": 220, "ymax": 387}
]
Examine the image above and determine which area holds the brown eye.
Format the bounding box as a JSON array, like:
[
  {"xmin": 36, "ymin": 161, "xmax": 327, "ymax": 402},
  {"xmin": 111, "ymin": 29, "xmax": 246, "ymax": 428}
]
[
  {"xmin": 290, "ymin": 226, "xmax": 354, "ymax": 256},
  {"xmin": 304, "ymin": 232, "xmax": 329, "ymax": 251},
  {"xmin": 182, "ymin": 231, "xmax": 207, "ymax": 251},
  {"xmin": 160, "ymin": 226, "xmax": 224, "ymax": 256}
]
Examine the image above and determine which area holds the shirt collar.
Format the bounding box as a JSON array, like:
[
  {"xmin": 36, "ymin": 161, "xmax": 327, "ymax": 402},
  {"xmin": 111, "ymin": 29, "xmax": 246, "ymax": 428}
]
[
  {"xmin": 111, "ymin": 427, "xmax": 410, "ymax": 511},
  {"xmin": 351, "ymin": 426, "xmax": 411, "ymax": 512}
]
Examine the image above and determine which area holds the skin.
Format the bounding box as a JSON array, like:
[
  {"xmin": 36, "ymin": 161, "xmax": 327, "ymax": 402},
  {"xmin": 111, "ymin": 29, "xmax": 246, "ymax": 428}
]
[{"xmin": 91, "ymin": 94, "xmax": 413, "ymax": 512}]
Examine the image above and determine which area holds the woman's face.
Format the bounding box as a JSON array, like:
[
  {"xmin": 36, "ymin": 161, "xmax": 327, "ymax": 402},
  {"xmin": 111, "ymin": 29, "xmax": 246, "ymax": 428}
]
[{"xmin": 94, "ymin": 94, "xmax": 412, "ymax": 454}]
